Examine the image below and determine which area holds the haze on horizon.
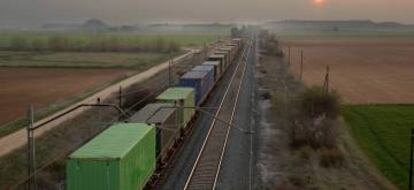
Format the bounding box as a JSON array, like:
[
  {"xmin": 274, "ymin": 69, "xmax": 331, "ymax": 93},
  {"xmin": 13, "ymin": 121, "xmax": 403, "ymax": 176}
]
[{"xmin": 1, "ymin": 0, "xmax": 413, "ymax": 28}]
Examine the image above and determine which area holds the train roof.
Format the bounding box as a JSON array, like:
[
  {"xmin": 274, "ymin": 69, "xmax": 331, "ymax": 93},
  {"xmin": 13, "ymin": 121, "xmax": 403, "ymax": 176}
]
[
  {"xmin": 219, "ymin": 47, "xmax": 233, "ymax": 51},
  {"xmin": 192, "ymin": 65, "xmax": 215, "ymax": 71},
  {"xmin": 209, "ymin": 54, "xmax": 226, "ymax": 59},
  {"xmin": 157, "ymin": 87, "xmax": 194, "ymax": 100},
  {"xmin": 203, "ymin": 61, "xmax": 220, "ymax": 66},
  {"xmin": 181, "ymin": 70, "xmax": 209, "ymax": 79},
  {"xmin": 69, "ymin": 123, "xmax": 153, "ymax": 159},
  {"xmin": 129, "ymin": 103, "xmax": 175, "ymax": 124}
]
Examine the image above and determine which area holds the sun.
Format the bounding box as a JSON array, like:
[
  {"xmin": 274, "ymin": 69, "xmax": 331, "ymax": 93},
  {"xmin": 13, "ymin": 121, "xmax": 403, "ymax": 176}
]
[{"xmin": 314, "ymin": 0, "xmax": 325, "ymax": 5}]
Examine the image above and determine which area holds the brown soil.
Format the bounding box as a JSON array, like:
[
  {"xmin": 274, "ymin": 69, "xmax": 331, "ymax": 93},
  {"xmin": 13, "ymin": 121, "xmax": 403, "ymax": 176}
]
[
  {"xmin": 0, "ymin": 68, "xmax": 130, "ymax": 125},
  {"xmin": 284, "ymin": 40, "xmax": 414, "ymax": 104}
]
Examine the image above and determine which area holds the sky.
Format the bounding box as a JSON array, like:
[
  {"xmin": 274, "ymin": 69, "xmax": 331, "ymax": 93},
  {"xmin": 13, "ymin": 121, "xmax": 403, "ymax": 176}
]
[{"xmin": 0, "ymin": 0, "xmax": 413, "ymax": 28}]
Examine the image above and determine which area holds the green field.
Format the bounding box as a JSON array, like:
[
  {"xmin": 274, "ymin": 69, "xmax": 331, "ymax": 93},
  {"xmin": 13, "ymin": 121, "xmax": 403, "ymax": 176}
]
[
  {"xmin": 343, "ymin": 105, "xmax": 414, "ymax": 189},
  {"xmin": 0, "ymin": 51, "xmax": 180, "ymax": 69}
]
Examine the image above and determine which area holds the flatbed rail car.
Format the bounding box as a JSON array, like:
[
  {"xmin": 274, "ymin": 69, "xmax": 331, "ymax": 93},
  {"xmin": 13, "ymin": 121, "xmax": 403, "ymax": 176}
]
[{"xmin": 65, "ymin": 38, "xmax": 245, "ymax": 190}]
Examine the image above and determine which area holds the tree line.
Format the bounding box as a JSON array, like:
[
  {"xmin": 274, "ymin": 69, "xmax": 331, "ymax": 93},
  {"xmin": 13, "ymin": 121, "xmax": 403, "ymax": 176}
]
[{"xmin": 4, "ymin": 35, "xmax": 181, "ymax": 53}]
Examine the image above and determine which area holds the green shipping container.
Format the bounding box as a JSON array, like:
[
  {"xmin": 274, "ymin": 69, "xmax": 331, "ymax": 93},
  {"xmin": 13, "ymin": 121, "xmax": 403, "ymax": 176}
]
[
  {"xmin": 156, "ymin": 87, "xmax": 195, "ymax": 129},
  {"xmin": 66, "ymin": 123, "xmax": 156, "ymax": 190}
]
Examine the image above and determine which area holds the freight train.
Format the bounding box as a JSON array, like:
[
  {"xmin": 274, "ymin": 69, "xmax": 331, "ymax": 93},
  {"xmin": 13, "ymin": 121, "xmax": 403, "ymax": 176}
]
[{"xmin": 65, "ymin": 38, "xmax": 244, "ymax": 190}]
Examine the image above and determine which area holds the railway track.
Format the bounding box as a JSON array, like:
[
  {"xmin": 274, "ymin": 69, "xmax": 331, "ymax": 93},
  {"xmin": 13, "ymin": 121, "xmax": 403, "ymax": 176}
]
[{"xmin": 183, "ymin": 40, "xmax": 252, "ymax": 190}]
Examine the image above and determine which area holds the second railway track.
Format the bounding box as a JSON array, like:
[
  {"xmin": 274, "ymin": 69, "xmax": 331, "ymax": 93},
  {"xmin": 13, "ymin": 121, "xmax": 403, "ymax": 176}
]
[{"xmin": 183, "ymin": 40, "xmax": 252, "ymax": 190}]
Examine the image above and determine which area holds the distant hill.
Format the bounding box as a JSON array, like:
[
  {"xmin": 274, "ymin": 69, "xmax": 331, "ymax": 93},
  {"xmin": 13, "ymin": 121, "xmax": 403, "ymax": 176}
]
[
  {"xmin": 265, "ymin": 20, "xmax": 411, "ymax": 28},
  {"xmin": 81, "ymin": 19, "xmax": 109, "ymax": 31},
  {"xmin": 263, "ymin": 19, "xmax": 414, "ymax": 35}
]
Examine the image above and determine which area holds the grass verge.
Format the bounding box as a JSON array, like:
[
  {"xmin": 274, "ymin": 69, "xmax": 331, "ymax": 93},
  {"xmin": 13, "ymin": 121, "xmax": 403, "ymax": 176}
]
[{"xmin": 343, "ymin": 104, "xmax": 414, "ymax": 189}]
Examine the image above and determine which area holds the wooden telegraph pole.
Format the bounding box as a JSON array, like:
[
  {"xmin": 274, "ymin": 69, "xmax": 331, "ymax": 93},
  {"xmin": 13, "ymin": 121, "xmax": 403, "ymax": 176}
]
[
  {"xmin": 168, "ymin": 55, "xmax": 173, "ymax": 87},
  {"xmin": 300, "ymin": 50, "xmax": 304, "ymax": 81},
  {"xmin": 288, "ymin": 45, "xmax": 291, "ymax": 65},
  {"xmin": 27, "ymin": 105, "xmax": 36, "ymax": 190},
  {"xmin": 323, "ymin": 65, "xmax": 330, "ymax": 94},
  {"xmin": 409, "ymin": 128, "xmax": 414, "ymax": 190}
]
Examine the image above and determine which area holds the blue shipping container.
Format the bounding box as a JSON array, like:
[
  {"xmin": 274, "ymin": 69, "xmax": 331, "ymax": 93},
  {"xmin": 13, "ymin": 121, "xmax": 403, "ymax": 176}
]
[
  {"xmin": 192, "ymin": 65, "xmax": 216, "ymax": 83},
  {"xmin": 203, "ymin": 61, "xmax": 222, "ymax": 78},
  {"xmin": 179, "ymin": 70, "xmax": 214, "ymax": 105}
]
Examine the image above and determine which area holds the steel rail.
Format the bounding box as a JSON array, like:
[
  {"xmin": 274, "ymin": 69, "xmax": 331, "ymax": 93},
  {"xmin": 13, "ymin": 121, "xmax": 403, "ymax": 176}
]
[
  {"xmin": 183, "ymin": 41, "xmax": 251, "ymax": 190},
  {"xmin": 213, "ymin": 42, "xmax": 251, "ymax": 189}
]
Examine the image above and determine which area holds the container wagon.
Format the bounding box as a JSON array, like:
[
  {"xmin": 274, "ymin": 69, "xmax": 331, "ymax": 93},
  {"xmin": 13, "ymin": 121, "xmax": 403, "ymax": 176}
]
[
  {"xmin": 66, "ymin": 123, "xmax": 156, "ymax": 190},
  {"xmin": 156, "ymin": 87, "xmax": 195, "ymax": 129},
  {"xmin": 203, "ymin": 61, "xmax": 222, "ymax": 80},
  {"xmin": 66, "ymin": 38, "xmax": 245, "ymax": 190},
  {"xmin": 223, "ymin": 45, "xmax": 236, "ymax": 60},
  {"xmin": 215, "ymin": 50, "xmax": 230, "ymax": 68},
  {"xmin": 179, "ymin": 70, "xmax": 214, "ymax": 106},
  {"xmin": 208, "ymin": 54, "xmax": 227, "ymax": 70},
  {"xmin": 192, "ymin": 65, "xmax": 217, "ymax": 83},
  {"xmin": 128, "ymin": 103, "xmax": 178, "ymax": 164}
]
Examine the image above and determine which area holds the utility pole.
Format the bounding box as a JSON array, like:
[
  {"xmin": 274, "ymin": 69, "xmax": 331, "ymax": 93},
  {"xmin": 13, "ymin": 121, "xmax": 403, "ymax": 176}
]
[
  {"xmin": 118, "ymin": 86, "xmax": 122, "ymax": 109},
  {"xmin": 409, "ymin": 128, "xmax": 414, "ymax": 190},
  {"xmin": 288, "ymin": 45, "xmax": 291, "ymax": 65},
  {"xmin": 323, "ymin": 66, "xmax": 330, "ymax": 94},
  {"xmin": 168, "ymin": 56, "xmax": 173, "ymax": 86},
  {"xmin": 27, "ymin": 105, "xmax": 36, "ymax": 190},
  {"xmin": 300, "ymin": 50, "xmax": 304, "ymax": 81}
]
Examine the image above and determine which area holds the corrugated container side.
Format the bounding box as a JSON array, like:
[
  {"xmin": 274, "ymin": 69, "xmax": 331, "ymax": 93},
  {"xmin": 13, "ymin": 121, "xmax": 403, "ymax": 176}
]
[
  {"xmin": 128, "ymin": 103, "xmax": 177, "ymax": 159},
  {"xmin": 179, "ymin": 70, "xmax": 214, "ymax": 105},
  {"xmin": 67, "ymin": 123, "xmax": 155, "ymax": 190},
  {"xmin": 185, "ymin": 90, "xmax": 195, "ymax": 126},
  {"xmin": 153, "ymin": 109, "xmax": 178, "ymax": 161},
  {"xmin": 192, "ymin": 65, "xmax": 216, "ymax": 87},
  {"xmin": 203, "ymin": 68, "xmax": 214, "ymax": 93},
  {"xmin": 192, "ymin": 65, "xmax": 215, "ymax": 75},
  {"xmin": 203, "ymin": 61, "xmax": 222, "ymax": 78},
  {"xmin": 207, "ymin": 56, "xmax": 225, "ymax": 72},
  {"xmin": 67, "ymin": 160, "xmax": 119, "ymax": 190},
  {"xmin": 215, "ymin": 51, "xmax": 229, "ymax": 68},
  {"xmin": 156, "ymin": 88, "xmax": 195, "ymax": 128},
  {"xmin": 179, "ymin": 78, "xmax": 201, "ymax": 106},
  {"xmin": 120, "ymin": 126, "xmax": 155, "ymax": 190}
]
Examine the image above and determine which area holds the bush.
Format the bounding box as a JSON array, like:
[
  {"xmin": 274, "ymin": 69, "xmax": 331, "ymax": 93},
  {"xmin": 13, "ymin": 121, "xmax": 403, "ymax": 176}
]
[
  {"xmin": 299, "ymin": 86, "xmax": 341, "ymax": 119},
  {"xmin": 289, "ymin": 86, "xmax": 341, "ymax": 149}
]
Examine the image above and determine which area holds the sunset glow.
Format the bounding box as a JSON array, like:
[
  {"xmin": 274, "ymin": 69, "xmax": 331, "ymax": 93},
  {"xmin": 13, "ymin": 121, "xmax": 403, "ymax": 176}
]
[{"xmin": 314, "ymin": 0, "xmax": 325, "ymax": 5}]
